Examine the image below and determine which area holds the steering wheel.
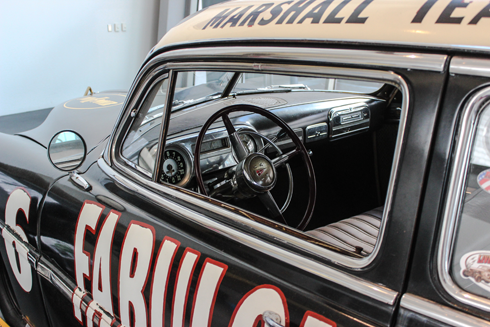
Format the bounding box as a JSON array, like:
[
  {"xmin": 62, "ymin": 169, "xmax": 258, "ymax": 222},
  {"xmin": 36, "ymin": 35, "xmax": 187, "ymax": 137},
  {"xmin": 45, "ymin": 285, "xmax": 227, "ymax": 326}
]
[{"xmin": 194, "ymin": 104, "xmax": 316, "ymax": 230}]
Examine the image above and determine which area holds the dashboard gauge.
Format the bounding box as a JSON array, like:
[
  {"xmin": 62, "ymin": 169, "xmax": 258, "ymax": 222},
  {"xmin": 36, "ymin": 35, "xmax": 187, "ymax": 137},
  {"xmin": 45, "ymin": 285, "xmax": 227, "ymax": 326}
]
[
  {"xmin": 159, "ymin": 146, "xmax": 192, "ymax": 186},
  {"xmin": 240, "ymin": 133, "xmax": 256, "ymax": 153}
]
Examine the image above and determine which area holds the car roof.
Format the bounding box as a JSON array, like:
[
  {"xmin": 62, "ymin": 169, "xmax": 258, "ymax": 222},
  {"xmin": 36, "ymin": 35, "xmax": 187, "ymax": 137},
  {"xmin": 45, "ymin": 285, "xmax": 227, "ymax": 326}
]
[{"xmin": 155, "ymin": 0, "xmax": 490, "ymax": 54}]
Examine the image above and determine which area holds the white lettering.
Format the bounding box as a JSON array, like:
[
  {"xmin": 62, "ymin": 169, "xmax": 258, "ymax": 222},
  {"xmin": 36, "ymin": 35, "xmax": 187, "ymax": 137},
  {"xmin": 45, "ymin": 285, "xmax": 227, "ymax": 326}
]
[
  {"xmin": 190, "ymin": 259, "xmax": 228, "ymax": 327},
  {"xmin": 150, "ymin": 237, "xmax": 180, "ymax": 327},
  {"xmin": 171, "ymin": 248, "xmax": 200, "ymax": 327},
  {"xmin": 92, "ymin": 210, "xmax": 120, "ymax": 315},
  {"xmin": 119, "ymin": 221, "xmax": 155, "ymax": 327},
  {"xmin": 300, "ymin": 311, "xmax": 336, "ymax": 327},
  {"xmin": 73, "ymin": 201, "xmax": 104, "ymax": 320},
  {"xmin": 3, "ymin": 188, "xmax": 32, "ymax": 292}
]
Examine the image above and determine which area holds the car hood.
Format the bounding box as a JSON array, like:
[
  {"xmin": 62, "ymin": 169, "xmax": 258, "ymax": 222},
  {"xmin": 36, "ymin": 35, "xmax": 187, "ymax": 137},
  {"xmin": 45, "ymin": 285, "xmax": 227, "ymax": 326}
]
[{"xmin": 19, "ymin": 92, "xmax": 127, "ymax": 151}]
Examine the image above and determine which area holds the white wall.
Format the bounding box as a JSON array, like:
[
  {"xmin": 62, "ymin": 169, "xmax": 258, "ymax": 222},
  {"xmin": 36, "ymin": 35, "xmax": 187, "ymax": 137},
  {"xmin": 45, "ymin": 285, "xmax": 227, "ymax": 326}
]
[
  {"xmin": 158, "ymin": 0, "xmax": 187, "ymax": 40},
  {"xmin": 0, "ymin": 0, "xmax": 160, "ymax": 116}
]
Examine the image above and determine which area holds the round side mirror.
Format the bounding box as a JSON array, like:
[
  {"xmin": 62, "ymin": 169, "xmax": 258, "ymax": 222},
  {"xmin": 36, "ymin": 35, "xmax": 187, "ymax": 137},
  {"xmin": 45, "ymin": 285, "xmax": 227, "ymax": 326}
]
[{"xmin": 48, "ymin": 131, "xmax": 87, "ymax": 171}]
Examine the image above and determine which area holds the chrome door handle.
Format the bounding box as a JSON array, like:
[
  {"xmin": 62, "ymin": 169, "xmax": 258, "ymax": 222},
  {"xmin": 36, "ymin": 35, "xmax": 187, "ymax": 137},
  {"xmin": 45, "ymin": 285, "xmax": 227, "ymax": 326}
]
[{"xmin": 263, "ymin": 311, "xmax": 285, "ymax": 327}]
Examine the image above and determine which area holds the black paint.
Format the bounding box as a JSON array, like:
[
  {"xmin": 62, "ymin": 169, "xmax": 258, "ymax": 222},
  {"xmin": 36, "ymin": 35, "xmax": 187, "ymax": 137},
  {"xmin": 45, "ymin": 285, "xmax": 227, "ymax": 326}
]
[
  {"xmin": 239, "ymin": 3, "xmax": 274, "ymax": 26},
  {"xmin": 202, "ymin": 7, "xmax": 240, "ymax": 29},
  {"xmin": 221, "ymin": 5, "xmax": 254, "ymax": 28},
  {"xmin": 436, "ymin": 0, "xmax": 469, "ymax": 24},
  {"xmin": 276, "ymin": 0, "xmax": 316, "ymax": 24},
  {"xmin": 469, "ymin": 3, "xmax": 490, "ymax": 25},
  {"xmin": 298, "ymin": 0, "xmax": 333, "ymax": 24},
  {"xmin": 258, "ymin": 1, "xmax": 294, "ymax": 25},
  {"xmin": 346, "ymin": 0, "xmax": 372, "ymax": 24},
  {"xmin": 323, "ymin": 0, "xmax": 350, "ymax": 24},
  {"xmin": 411, "ymin": 0, "xmax": 438, "ymax": 23}
]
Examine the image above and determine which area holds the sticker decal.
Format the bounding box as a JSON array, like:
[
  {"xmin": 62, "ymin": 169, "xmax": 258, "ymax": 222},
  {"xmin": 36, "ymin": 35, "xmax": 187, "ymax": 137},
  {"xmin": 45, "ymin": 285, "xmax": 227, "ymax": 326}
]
[
  {"xmin": 3, "ymin": 188, "xmax": 33, "ymax": 293},
  {"xmin": 63, "ymin": 94, "xmax": 125, "ymax": 110},
  {"xmin": 71, "ymin": 200, "xmax": 336, "ymax": 327},
  {"xmin": 460, "ymin": 251, "xmax": 490, "ymax": 291},
  {"xmin": 477, "ymin": 169, "xmax": 490, "ymax": 193}
]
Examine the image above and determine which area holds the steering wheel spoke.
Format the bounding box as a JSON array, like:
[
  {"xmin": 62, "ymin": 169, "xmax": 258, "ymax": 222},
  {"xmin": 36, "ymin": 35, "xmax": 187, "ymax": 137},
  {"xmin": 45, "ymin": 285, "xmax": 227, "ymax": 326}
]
[
  {"xmin": 258, "ymin": 192, "xmax": 287, "ymax": 225},
  {"xmin": 272, "ymin": 148, "xmax": 301, "ymax": 168},
  {"xmin": 222, "ymin": 113, "xmax": 249, "ymax": 161}
]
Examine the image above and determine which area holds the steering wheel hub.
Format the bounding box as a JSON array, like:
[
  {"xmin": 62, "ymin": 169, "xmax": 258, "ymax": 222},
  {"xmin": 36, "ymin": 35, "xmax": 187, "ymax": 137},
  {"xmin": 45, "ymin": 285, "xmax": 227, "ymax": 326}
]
[{"xmin": 241, "ymin": 153, "xmax": 276, "ymax": 192}]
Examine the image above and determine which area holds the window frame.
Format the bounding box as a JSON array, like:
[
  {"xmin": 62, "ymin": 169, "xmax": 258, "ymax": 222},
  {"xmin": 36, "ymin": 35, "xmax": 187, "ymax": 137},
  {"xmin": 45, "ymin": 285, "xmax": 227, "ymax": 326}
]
[
  {"xmin": 438, "ymin": 84, "xmax": 490, "ymax": 313},
  {"xmin": 112, "ymin": 56, "xmax": 410, "ymax": 270},
  {"xmin": 119, "ymin": 73, "xmax": 170, "ymax": 178}
]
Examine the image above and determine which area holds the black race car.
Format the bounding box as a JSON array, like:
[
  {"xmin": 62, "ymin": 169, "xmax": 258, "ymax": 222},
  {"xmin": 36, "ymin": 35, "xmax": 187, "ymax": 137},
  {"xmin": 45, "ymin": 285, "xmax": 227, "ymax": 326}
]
[{"xmin": 2, "ymin": 1, "xmax": 490, "ymax": 326}]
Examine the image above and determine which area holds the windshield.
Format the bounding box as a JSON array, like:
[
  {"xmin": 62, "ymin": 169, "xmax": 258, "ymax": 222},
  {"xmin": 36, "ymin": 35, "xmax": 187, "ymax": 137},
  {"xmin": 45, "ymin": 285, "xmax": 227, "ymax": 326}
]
[
  {"xmin": 172, "ymin": 71, "xmax": 234, "ymax": 111},
  {"xmin": 232, "ymin": 73, "xmax": 383, "ymax": 94},
  {"xmin": 169, "ymin": 71, "xmax": 383, "ymax": 112}
]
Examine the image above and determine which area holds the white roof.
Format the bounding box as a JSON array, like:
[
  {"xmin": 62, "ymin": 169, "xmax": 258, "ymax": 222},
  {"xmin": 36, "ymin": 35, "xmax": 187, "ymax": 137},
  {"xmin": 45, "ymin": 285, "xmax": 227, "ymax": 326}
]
[{"xmin": 156, "ymin": 0, "xmax": 490, "ymax": 53}]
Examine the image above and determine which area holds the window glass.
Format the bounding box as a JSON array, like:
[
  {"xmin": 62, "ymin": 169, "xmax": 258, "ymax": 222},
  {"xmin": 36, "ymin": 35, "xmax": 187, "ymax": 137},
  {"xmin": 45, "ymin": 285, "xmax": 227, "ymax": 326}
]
[
  {"xmin": 156, "ymin": 69, "xmax": 402, "ymax": 258},
  {"xmin": 172, "ymin": 71, "xmax": 234, "ymax": 111},
  {"xmin": 451, "ymin": 104, "xmax": 490, "ymax": 299},
  {"xmin": 233, "ymin": 73, "xmax": 383, "ymax": 94},
  {"xmin": 121, "ymin": 78, "xmax": 168, "ymax": 174}
]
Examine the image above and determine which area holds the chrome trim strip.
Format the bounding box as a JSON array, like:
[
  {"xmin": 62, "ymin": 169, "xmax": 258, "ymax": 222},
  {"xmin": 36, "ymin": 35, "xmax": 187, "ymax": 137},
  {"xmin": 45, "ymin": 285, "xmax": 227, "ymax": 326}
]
[
  {"xmin": 438, "ymin": 86, "xmax": 490, "ymax": 312},
  {"xmin": 119, "ymin": 73, "xmax": 170, "ymax": 179},
  {"xmin": 111, "ymin": 59, "xmax": 410, "ymax": 271},
  {"xmin": 0, "ymin": 221, "xmax": 75, "ymax": 300},
  {"xmin": 157, "ymin": 37, "xmax": 490, "ymax": 58},
  {"xmin": 401, "ymin": 294, "xmax": 490, "ymax": 327},
  {"xmin": 158, "ymin": 46, "xmax": 447, "ymax": 72},
  {"xmin": 450, "ymin": 57, "xmax": 490, "ymax": 78},
  {"xmin": 98, "ymin": 158, "xmax": 398, "ymax": 305}
]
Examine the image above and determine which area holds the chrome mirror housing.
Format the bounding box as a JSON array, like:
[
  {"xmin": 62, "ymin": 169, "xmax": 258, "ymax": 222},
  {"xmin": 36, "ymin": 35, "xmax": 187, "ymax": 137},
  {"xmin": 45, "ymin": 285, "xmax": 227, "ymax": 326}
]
[{"xmin": 48, "ymin": 131, "xmax": 86, "ymax": 171}]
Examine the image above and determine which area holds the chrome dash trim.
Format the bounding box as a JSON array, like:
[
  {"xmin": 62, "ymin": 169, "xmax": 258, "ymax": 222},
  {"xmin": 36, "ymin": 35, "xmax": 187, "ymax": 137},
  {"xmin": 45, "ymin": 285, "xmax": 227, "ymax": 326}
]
[
  {"xmin": 98, "ymin": 158, "xmax": 398, "ymax": 305},
  {"xmin": 450, "ymin": 57, "xmax": 490, "ymax": 78},
  {"xmin": 438, "ymin": 86, "xmax": 490, "ymax": 312},
  {"xmin": 159, "ymin": 46, "xmax": 447, "ymax": 72},
  {"xmin": 401, "ymin": 294, "xmax": 490, "ymax": 327}
]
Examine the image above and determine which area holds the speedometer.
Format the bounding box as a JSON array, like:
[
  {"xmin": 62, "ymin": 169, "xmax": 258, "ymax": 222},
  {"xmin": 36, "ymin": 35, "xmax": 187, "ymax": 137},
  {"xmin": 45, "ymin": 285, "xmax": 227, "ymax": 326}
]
[{"xmin": 160, "ymin": 150, "xmax": 186, "ymax": 185}]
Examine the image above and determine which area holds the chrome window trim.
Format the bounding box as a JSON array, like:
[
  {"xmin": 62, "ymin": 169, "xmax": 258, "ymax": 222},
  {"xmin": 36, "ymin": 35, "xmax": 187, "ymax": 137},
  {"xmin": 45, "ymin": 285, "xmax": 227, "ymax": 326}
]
[
  {"xmin": 450, "ymin": 57, "xmax": 490, "ymax": 78},
  {"xmin": 157, "ymin": 37, "xmax": 490, "ymax": 59},
  {"xmin": 119, "ymin": 73, "xmax": 169, "ymax": 178},
  {"xmin": 438, "ymin": 86, "xmax": 490, "ymax": 312},
  {"xmin": 401, "ymin": 293, "xmax": 490, "ymax": 327},
  {"xmin": 155, "ymin": 45, "xmax": 448, "ymax": 72},
  {"xmin": 112, "ymin": 59, "xmax": 410, "ymax": 270},
  {"xmin": 98, "ymin": 158, "xmax": 398, "ymax": 305}
]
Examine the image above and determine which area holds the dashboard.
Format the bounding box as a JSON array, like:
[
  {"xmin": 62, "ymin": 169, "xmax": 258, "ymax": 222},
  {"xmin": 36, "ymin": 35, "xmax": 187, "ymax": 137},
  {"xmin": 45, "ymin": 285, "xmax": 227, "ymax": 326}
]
[{"xmin": 128, "ymin": 92, "xmax": 388, "ymax": 190}]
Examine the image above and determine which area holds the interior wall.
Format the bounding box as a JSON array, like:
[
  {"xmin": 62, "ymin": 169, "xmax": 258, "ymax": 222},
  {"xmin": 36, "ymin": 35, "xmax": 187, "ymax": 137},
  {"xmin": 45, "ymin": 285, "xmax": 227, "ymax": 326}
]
[
  {"xmin": 0, "ymin": 0, "xmax": 160, "ymax": 116},
  {"xmin": 158, "ymin": 0, "xmax": 186, "ymax": 40}
]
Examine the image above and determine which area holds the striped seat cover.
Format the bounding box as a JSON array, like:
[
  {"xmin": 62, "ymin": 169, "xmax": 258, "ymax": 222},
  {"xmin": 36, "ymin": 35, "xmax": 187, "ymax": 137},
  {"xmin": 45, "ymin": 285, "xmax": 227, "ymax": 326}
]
[{"xmin": 306, "ymin": 207, "xmax": 383, "ymax": 256}]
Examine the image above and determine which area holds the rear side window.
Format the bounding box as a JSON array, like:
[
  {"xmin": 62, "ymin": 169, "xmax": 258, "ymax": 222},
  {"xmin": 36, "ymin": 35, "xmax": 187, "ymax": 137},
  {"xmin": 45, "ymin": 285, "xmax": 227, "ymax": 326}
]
[{"xmin": 451, "ymin": 102, "xmax": 490, "ymax": 299}]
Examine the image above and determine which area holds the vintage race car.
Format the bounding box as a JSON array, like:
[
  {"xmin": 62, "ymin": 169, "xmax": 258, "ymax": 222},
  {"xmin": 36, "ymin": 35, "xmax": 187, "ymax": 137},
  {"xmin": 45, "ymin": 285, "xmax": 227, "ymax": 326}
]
[{"xmin": 3, "ymin": 0, "xmax": 490, "ymax": 326}]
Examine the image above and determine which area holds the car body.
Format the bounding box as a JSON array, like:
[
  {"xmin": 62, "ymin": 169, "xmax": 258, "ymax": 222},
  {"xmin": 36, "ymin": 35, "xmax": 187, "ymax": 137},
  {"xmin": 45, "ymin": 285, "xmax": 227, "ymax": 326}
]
[{"xmin": 2, "ymin": 0, "xmax": 490, "ymax": 326}]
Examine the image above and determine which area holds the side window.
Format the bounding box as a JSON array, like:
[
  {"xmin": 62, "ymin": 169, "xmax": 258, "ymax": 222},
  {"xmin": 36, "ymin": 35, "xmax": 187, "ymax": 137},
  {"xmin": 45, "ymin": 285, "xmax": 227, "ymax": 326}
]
[
  {"xmin": 450, "ymin": 101, "xmax": 490, "ymax": 299},
  {"xmin": 154, "ymin": 68, "xmax": 404, "ymax": 261},
  {"xmin": 121, "ymin": 77, "xmax": 168, "ymax": 175}
]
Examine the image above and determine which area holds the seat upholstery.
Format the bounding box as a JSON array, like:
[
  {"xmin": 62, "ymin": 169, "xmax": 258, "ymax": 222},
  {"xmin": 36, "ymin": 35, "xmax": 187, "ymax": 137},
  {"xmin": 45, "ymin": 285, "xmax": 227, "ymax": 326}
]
[{"xmin": 306, "ymin": 207, "xmax": 383, "ymax": 255}]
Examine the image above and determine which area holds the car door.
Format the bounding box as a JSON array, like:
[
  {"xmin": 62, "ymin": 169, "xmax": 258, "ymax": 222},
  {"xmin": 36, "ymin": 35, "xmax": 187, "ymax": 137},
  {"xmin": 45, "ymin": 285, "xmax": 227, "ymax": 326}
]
[
  {"xmin": 397, "ymin": 57, "xmax": 490, "ymax": 326},
  {"xmin": 37, "ymin": 45, "xmax": 448, "ymax": 327}
]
